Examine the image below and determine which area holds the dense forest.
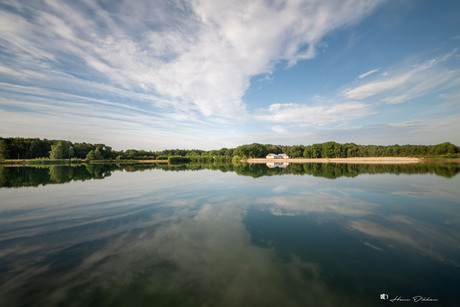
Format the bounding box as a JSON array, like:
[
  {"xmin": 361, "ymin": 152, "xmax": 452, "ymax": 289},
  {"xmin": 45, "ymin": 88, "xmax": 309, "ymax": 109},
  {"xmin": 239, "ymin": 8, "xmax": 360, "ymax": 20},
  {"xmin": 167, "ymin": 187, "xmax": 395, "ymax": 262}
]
[{"xmin": 0, "ymin": 137, "xmax": 459, "ymax": 161}]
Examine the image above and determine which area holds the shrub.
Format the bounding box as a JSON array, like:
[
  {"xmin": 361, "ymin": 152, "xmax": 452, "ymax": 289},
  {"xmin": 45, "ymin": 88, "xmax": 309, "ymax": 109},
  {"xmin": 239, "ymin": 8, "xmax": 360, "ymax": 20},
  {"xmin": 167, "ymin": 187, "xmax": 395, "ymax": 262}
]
[{"xmin": 168, "ymin": 156, "xmax": 191, "ymax": 164}]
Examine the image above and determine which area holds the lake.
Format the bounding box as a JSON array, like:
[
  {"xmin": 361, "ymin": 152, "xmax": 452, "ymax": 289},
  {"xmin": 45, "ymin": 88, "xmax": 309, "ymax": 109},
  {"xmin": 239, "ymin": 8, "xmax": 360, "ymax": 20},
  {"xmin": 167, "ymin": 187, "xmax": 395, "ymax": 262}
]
[{"xmin": 1, "ymin": 163, "xmax": 459, "ymax": 306}]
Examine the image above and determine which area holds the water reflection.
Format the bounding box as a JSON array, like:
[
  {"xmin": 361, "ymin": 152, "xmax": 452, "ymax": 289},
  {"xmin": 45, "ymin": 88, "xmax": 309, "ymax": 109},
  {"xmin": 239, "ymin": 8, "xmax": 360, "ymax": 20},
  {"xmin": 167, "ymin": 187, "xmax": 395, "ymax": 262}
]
[
  {"xmin": 0, "ymin": 167, "xmax": 459, "ymax": 306},
  {"xmin": 266, "ymin": 162, "xmax": 290, "ymax": 168},
  {"xmin": 1, "ymin": 161, "xmax": 459, "ymax": 188}
]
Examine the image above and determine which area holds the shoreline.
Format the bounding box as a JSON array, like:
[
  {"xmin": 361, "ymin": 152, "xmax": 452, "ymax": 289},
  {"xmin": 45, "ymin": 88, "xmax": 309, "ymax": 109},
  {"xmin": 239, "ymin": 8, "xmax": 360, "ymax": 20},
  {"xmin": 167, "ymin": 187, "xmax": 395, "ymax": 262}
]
[
  {"xmin": 246, "ymin": 157, "xmax": 421, "ymax": 164},
  {"xmin": 3, "ymin": 157, "xmax": 460, "ymax": 166}
]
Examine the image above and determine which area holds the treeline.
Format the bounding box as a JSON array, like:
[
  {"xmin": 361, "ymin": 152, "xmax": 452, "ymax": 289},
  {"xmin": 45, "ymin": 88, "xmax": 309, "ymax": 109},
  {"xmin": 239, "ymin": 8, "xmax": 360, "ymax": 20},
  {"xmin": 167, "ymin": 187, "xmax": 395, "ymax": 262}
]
[
  {"xmin": 1, "ymin": 137, "xmax": 459, "ymax": 161},
  {"xmin": 0, "ymin": 138, "xmax": 115, "ymax": 160},
  {"xmin": 231, "ymin": 141, "xmax": 460, "ymax": 158},
  {"xmin": 0, "ymin": 137, "xmax": 206, "ymax": 161}
]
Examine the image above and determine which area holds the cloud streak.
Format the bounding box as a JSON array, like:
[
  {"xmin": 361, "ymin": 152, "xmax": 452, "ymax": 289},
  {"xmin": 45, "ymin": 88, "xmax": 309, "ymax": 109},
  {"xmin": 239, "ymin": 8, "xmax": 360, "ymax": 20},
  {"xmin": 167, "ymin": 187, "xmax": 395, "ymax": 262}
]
[
  {"xmin": 0, "ymin": 0, "xmax": 382, "ymax": 119},
  {"xmin": 344, "ymin": 50, "xmax": 459, "ymax": 103},
  {"xmin": 257, "ymin": 101, "xmax": 374, "ymax": 126},
  {"xmin": 357, "ymin": 68, "xmax": 379, "ymax": 79}
]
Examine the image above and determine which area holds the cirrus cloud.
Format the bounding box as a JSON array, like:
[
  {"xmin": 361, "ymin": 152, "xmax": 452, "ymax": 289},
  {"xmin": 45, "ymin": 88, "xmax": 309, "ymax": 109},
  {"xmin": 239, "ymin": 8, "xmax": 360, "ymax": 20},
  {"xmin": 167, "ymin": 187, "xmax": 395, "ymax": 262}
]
[
  {"xmin": 0, "ymin": 0, "xmax": 383, "ymax": 118},
  {"xmin": 344, "ymin": 49, "xmax": 459, "ymax": 103},
  {"xmin": 257, "ymin": 101, "xmax": 374, "ymax": 126}
]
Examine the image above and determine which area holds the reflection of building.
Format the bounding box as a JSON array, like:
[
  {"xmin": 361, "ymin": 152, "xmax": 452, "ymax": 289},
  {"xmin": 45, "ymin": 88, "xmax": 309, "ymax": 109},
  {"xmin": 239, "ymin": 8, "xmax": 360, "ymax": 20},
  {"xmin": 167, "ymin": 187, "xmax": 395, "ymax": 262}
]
[
  {"xmin": 266, "ymin": 162, "xmax": 290, "ymax": 168},
  {"xmin": 266, "ymin": 153, "xmax": 290, "ymax": 159}
]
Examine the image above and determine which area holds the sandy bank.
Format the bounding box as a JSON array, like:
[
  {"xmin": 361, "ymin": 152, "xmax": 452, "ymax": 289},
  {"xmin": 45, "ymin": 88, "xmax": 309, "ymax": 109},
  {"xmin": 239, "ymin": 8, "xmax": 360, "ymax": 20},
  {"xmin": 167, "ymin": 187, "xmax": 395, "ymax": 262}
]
[{"xmin": 246, "ymin": 157, "xmax": 421, "ymax": 164}]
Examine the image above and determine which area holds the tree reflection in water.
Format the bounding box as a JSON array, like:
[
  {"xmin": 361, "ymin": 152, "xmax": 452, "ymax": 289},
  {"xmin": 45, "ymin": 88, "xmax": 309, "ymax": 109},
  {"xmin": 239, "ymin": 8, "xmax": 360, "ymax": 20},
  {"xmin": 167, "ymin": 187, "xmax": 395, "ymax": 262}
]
[{"xmin": 0, "ymin": 162, "xmax": 459, "ymax": 188}]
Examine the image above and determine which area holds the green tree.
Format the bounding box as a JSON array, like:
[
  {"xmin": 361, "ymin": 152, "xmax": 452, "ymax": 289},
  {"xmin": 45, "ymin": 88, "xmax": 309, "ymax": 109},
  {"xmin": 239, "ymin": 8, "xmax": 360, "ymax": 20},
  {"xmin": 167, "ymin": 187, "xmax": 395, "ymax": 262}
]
[
  {"xmin": 28, "ymin": 139, "xmax": 51, "ymax": 158},
  {"xmin": 94, "ymin": 144, "xmax": 113, "ymax": 159},
  {"xmin": 0, "ymin": 139, "xmax": 8, "ymax": 160},
  {"xmin": 287, "ymin": 145, "xmax": 304, "ymax": 158},
  {"xmin": 68, "ymin": 146, "xmax": 74, "ymax": 159},
  {"xmin": 86, "ymin": 149, "xmax": 103, "ymax": 161},
  {"xmin": 311, "ymin": 144, "xmax": 322, "ymax": 158},
  {"xmin": 266, "ymin": 144, "xmax": 281, "ymax": 154},
  {"xmin": 303, "ymin": 145, "xmax": 313, "ymax": 158},
  {"xmin": 344, "ymin": 143, "xmax": 359, "ymax": 157},
  {"xmin": 440, "ymin": 142, "xmax": 457, "ymax": 155},
  {"xmin": 49, "ymin": 142, "xmax": 68, "ymax": 159},
  {"xmin": 333, "ymin": 143, "xmax": 343, "ymax": 158},
  {"xmin": 322, "ymin": 141, "xmax": 336, "ymax": 158},
  {"xmin": 233, "ymin": 143, "xmax": 268, "ymax": 158},
  {"xmin": 124, "ymin": 149, "xmax": 138, "ymax": 159},
  {"xmin": 73, "ymin": 143, "xmax": 93, "ymax": 159},
  {"xmin": 224, "ymin": 148, "xmax": 234, "ymax": 157}
]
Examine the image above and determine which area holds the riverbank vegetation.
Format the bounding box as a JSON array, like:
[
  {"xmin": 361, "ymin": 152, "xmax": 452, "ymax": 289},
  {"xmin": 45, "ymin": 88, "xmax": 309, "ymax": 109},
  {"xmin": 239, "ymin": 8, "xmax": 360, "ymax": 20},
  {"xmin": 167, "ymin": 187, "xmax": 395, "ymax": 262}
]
[{"xmin": 1, "ymin": 137, "xmax": 459, "ymax": 163}]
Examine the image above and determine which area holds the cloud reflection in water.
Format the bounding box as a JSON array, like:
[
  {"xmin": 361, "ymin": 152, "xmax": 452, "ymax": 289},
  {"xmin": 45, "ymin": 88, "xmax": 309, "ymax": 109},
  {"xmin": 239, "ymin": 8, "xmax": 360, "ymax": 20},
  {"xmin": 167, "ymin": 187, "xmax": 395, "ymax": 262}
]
[{"xmin": 0, "ymin": 168, "xmax": 459, "ymax": 306}]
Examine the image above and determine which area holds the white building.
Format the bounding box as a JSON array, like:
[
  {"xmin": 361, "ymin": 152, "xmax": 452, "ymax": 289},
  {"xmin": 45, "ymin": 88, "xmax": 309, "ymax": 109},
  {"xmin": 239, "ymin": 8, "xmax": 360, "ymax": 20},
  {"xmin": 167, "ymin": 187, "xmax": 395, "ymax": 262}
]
[
  {"xmin": 278, "ymin": 154, "xmax": 290, "ymax": 159},
  {"xmin": 266, "ymin": 153, "xmax": 290, "ymax": 159},
  {"xmin": 266, "ymin": 153, "xmax": 280, "ymax": 159}
]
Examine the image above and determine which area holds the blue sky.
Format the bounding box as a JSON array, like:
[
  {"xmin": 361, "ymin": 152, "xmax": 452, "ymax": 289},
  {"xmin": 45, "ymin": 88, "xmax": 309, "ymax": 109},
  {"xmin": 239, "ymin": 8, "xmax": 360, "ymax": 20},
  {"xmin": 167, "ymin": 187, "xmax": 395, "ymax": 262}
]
[{"xmin": 0, "ymin": 0, "xmax": 459, "ymax": 150}]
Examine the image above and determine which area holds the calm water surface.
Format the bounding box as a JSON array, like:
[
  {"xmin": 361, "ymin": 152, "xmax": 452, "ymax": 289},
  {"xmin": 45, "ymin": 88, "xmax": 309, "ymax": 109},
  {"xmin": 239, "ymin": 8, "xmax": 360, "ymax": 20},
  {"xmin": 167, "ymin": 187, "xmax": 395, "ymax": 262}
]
[{"xmin": 0, "ymin": 163, "xmax": 459, "ymax": 306}]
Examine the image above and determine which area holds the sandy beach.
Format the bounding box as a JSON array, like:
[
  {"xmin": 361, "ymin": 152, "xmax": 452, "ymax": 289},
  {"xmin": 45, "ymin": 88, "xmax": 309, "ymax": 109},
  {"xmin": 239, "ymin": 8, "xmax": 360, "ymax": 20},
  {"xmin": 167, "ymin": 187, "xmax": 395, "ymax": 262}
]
[{"xmin": 246, "ymin": 157, "xmax": 421, "ymax": 164}]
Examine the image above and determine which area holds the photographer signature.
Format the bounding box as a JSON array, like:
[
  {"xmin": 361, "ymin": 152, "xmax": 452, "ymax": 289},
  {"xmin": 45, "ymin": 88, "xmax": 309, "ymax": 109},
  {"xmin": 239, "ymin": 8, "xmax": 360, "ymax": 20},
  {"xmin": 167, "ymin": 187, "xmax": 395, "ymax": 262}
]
[{"xmin": 380, "ymin": 294, "xmax": 438, "ymax": 303}]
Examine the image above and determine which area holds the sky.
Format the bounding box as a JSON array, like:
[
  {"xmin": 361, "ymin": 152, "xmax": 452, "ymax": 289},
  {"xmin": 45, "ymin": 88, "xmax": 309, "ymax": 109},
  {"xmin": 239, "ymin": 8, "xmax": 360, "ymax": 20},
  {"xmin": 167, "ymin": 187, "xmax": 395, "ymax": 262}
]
[{"xmin": 0, "ymin": 0, "xmax": 459, "ymax": 151}]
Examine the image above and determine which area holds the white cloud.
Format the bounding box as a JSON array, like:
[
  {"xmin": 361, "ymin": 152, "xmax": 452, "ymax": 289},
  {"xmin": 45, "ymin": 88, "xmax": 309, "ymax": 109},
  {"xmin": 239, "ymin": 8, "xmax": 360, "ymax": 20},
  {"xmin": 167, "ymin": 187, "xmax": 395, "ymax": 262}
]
[
  {"xmin": 0, "ymin": 0, "xmax": 382, "ymax": 119},
  {"xmin": 335, "ymin": 115, "xmax": 460, "ymax": 145},
  {"xmin": 2, "ymin": 1, "xmax": 458, "ymax": 149},
  {"xmin": 271, "ymin": 125, "xmax": 287, "ymax": 133},
  {"xmin": 344, "ymin": 50, "xmax": 459, "ymax": 103},
  {"xmin": 260, "ymin": 194, "xmax": 376, "ymax": 217},
  {"xmin": 258, "ymin": 101, "xmax": 374, "ymax": 126},
  {"xmin": 357, "ymin": 68, "xmax": 379, "ymax": 79},
  {"xmin": 0, "ymin": 176, "xmax": 347, "ymax": 306},
  {"xmin": 0, "ymin": 83, "xmax": 241, "ymax": 150},
  {"xmin": 350, "ymin": 220, "xmax": 417, "ymax": 245},
  {"xmin": 345, "ymin": 72, "xmax": 412, "ymax": 100},
  {"xmin": 244, "ymin": 113, "xmax": 460, "ymax": 147},
  {"xmin": 249, "ymin": 48, "xmax": 458, "ymax": 133}
]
